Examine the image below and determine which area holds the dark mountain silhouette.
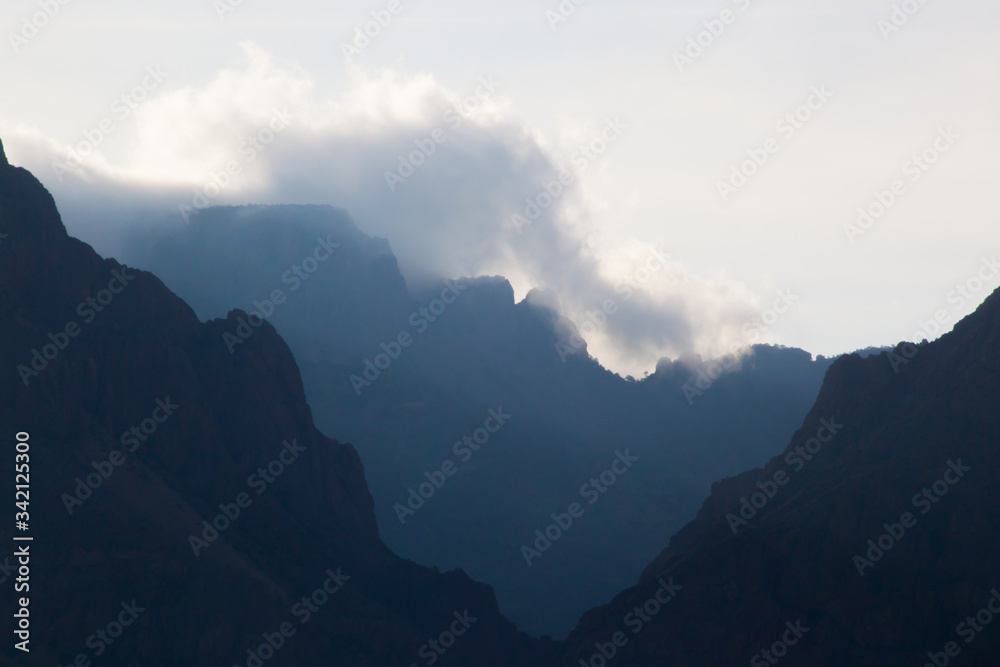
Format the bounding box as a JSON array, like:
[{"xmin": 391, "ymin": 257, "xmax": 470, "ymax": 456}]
[
  {"xmin": 5, "ymin": 134, "xmax": 994, "ymax": 665},
  {"xmin": 0, "ymin": 139, "xmax": 554, "ymax": 665},
  {"xmin": 553, "ymin": 288, "xmax": 1000, "ymax": 664},
  {"xmin": 123, "ymin": 205, "xmax": 836, "ymax": 636}
]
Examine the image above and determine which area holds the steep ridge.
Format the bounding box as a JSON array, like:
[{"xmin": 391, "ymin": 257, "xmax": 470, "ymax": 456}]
[
  {"xmin": 0, "ymin": 139, "xmax": 553, "ymax": 665},
  {"xmin": 555, "ymin": 285, "xmax": 1000, "ymax": 665},
  {"xmin": 122, "ymin": 206, "xmax": 835, "ymax": 636},
  {"xmin": 122, "ymin": 204, "xmax": 411, "ymax": 365}
]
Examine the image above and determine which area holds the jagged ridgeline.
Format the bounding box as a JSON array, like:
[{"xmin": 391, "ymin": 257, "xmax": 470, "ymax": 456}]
[{"xmin": 0, "ymin": 140, "xmax": 553, "ymax": 666}]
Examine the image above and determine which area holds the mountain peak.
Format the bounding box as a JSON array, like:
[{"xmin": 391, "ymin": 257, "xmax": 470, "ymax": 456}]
[
  {"xmin": 0, "ymin": 136, "xmax": 8, "ymax": 166},
  {"xmin": 1, "ymin": 153, "xmax": 555, "ymax": 666}
]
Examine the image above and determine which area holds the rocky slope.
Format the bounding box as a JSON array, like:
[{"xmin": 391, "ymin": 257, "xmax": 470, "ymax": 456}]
[
  {"xmin": 0, "ymin": 138, "xmax": 553, "ymax": 665},
  {"xmin": 123, "ymin": 203, "xmax": 835, "ymax": 636},
  {"xmin": 555, "ymin": 284, "xmax": 1000, "ymax": 664}
]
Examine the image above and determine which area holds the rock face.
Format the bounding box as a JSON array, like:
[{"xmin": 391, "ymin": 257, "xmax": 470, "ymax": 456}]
[
  {"xmin": 554, "ymin": 289, "xmax": 1000, "ymax": 664},
  {"xmin": 4, "ymin": 136, "xmax": 995, "ymax": 666},
  {"xmin": 123, "ymin": 205, "xmax": 836, "ymax": 637},
  {"xmin": 0, "ymin": 149, "xmax": 553, "ymax": 664}
]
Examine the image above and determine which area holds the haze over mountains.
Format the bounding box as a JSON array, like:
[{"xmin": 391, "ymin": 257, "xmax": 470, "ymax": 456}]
[
  {"xmin": 0, "ymin": 138, "xmax": 553, "ymax": 666},
  {"xmin": 555, "ymin": 289, "xmax": 1000, "ymax": 664},
  {"xmin": 2, "ymin": 140, "xmax": 998, "ymax": 666},
  {"xmin": 121, "ymin": 203, "xmax": 837, "ymax": 636}
]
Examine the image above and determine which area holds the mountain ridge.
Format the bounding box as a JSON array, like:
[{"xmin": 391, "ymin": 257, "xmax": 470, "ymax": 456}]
[
  {"xmin": 123, "ymin": 203, "xmax": 838, "ymax": 636},
  {"xmin": 0, "ymin": 142, "xmax": 553, "ymax": 665},
  {"xmin": 553, "ymin": 282, "xmax": 1000, "ymax": 664}
]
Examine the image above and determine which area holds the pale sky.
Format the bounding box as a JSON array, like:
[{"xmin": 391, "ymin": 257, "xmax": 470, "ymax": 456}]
[{"xmin": 3, "ymin": 0, "xmax": 999, "ymax": 376}]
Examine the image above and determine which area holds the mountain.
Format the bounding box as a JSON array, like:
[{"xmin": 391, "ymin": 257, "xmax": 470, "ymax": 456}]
[
  {"xmin": 0, "ymin": 138, "xmax": 554, "ymax": 665},
  {"xmin": 123, "ymin": 205, "xmax": 836, "ymax": 636},
  {"xmin": 553, "ymin": 286, "xmax": 1000, "ymax": 664},
  {"xmin": 7, "ymin": 133, "xmax": 990, "ymax": 665}
]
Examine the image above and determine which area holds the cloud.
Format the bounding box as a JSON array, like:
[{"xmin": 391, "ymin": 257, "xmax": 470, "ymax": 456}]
[{"xmin": 0, "ymin": 43, "xmax": 761, "ymax": 376}]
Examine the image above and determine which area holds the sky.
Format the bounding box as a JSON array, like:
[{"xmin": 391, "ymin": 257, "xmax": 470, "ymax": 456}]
[{"xmin": 2, "ymin": 0, "xmax": 999, "ymax": 376}]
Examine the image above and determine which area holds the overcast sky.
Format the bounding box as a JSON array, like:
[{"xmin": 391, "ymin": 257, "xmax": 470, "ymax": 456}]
[{"xmin": 3, "ymin": 0, "xmax": 998, "ymax": 376}]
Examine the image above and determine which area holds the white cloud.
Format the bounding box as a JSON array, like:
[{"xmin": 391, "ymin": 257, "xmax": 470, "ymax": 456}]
[{"xmin": 1, "ymin": 43, "xmax": 764, "ymax": 376}]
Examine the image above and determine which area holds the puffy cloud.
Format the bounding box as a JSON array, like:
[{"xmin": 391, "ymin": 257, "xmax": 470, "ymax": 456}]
[{"xmin": 0, "ymin": 44, "xmax": 759, "ymax": 376}]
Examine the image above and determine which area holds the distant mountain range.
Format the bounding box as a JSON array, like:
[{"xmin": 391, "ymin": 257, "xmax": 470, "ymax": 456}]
[
  {"xmin": 123, "ymin": 204, "xmax": 838, "ymax": 636},
  {"xmin": 0, "ymin": 138, "xmax": 552, "ymax": 665},
  {"xmin": 4, "ymin": 134, "xmax": 995, "ymax": 665},
  {"xmin": 553, "ymin": 285, "xmax": 1000, "ymax": 663}
]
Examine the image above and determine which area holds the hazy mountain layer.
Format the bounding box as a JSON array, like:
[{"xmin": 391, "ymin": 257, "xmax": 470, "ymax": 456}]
[
  {"xmin": 0, "ymin": 139, "xmax": 552, "ymax": 666},
  {"xmin": 554, "ymin": 286, "xmax": 1000, "ymax": 664},
  {"xmin": 126, "ymin": 205, "xmax": 835, "ymax": 636}
]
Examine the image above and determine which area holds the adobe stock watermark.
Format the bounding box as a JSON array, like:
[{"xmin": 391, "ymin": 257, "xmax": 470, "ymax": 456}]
[
  {"xmin": 350, "ymin": 280, "xmax": 467, "ymax": 395},
  {"xmin": 57, "ymin": 599, "xmax": 145, "ymax": 666},
  {"xmin": 394, "ymin": 406, "xmax": 511, "ymax": 525},
  {"xmin": 843, "ymin": 126, "xmax": 958, "ymax": 243},
  {"xmin": 556, "ymin": 244, "xmax": 669, "ymax": 362},
  {"xmin": 384, "ymin": 75, "xmax": 501, "ymax": 192},
  {"xmin": 922, "ymin": 587, "xmax": 1000, "ymax": 667},
  {"xmin": 672, "ymin": 0, "xmax": 756, "ymax": 73},
  {"xmin": 852, "ymin": 458, "xmax": 970, "ymax": 576},
  {"xmin": 546, "ymin": 0, "xmax": 589, "ymax": 31},
  {"xmin": 683, "ymin": 288, "xmax": 800, "ymax": 404},
  {"xmin": 223, "ymin": 235, "xmax": 341, "ymax": 353},
  {"xmin": 187, "ymin": 439, "xmax": 307, "ymax": 556},
  {"xmin": 725, "ymin": 417, "xmax": 843, "ymax": 534},
  {"xmin": 577, "ymin": 577, "xmax": 682, "ymax": 666},
  {"xmin": 512, "ymin": 117, "xmax": 628, "ymax": 234},
  {"xmin": 178, "ymin": 109, "xmax": 293, "ymax": 222},
  {"xmin": 8, "ymin": 0, "xmax": 73, "ymax": 54},
  {"xmin": 340, "ymin": 0, "xmax": 413, "ymax": 63},
  {"xmin": 405, "ymin": 610, "xmax": 478, "ymax": 667},
  {"xmin": 214, "ymin": 0, "xmax": 247, "ymax": 20},
  {"xmin": 520, "ymin": 449, "xmax": 639, "ymax": 567},
  {"xmin": 53, "ymin": 66, "xmax": 170, "ymax": 181},
  {"xmin": 12, "ymin": 546, "xmax": 29, "ymax": 653},
  {"xmin": 717, "ymin": 85, "xmax": 833, "ymax": 203},
  {"xmin": 750, "ymin": 620, "xmax": 810, "ymax": 667},
  {"xmin": 61, "ymin": 397, "xmax": 180, "ymax": 514},
  {"xmin": 17, "ymin": 267, "xmax": 136, "ymax": 386},
  {"xmin": 887, "ymin": 255, "xmax": 999, "ymax": 373},
  {"xmin": 231, "ymin": 567, "xmax": 350, "ymax": 667},
  {"xmin": 877, "ymin": 0, "xmax": 934, "ymax": 40}
]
